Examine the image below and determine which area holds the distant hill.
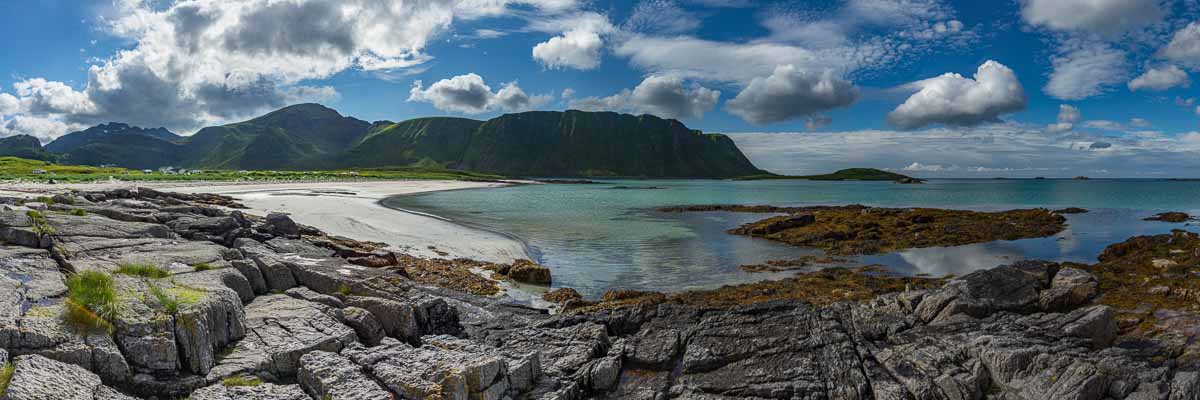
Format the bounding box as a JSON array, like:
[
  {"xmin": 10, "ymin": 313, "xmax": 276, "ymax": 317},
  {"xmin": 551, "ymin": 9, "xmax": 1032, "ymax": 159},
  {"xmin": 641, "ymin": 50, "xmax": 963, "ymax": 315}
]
[
  {"xmin": 740, "ymin": 168, "xmax": 919, "ymax": 182},
  {"xmin": 46, "ymin": 123, "xmax": 182, "ymax": 169},
  {"xmin": 0, "ymin": 135, "xmax": 57, "ymax": 162},
  {"xmin": 342, "ymin": 110, "xmax": 765, "ymax": 178},
  {"xmin": 24, "ymin": 104, "xmax": 766, "ymax": 178}
]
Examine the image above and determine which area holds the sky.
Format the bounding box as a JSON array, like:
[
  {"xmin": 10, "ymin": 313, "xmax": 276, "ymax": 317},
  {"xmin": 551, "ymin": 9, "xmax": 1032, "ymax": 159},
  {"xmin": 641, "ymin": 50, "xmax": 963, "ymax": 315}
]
[{"xmin": 0, "ymin": 0, "xmax": 1199, "ymax": 178}]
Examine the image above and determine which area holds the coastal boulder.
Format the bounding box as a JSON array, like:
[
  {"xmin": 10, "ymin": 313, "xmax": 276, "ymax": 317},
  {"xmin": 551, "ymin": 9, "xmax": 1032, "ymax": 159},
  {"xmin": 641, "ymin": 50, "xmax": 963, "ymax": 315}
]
[
  {"xmin": 263, "ymin": 212, "xmax": 301, "ymax": 239},
  {"xmin": 508, "ymin": 259, "xmax": 552, "ymax": 285},
  {"xmin": 1038, "ymin": 267, "xmax": 1099, "ymax": 311},
  {"xmin": 914, "ymin": 260, "xmax": 1054, "ymax": 323}
]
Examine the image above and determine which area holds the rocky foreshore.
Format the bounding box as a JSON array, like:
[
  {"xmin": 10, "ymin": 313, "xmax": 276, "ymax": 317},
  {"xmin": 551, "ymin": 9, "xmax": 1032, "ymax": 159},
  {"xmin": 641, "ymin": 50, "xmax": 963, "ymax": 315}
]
[{"xmin": 0, "ymin": 189, "xmax": 1198, "ymax": 399}]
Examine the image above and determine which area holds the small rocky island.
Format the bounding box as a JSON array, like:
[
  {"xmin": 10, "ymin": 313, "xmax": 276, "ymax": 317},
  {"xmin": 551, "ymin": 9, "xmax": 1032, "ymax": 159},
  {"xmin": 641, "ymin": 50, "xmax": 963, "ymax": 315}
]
[{"xmin": 0, "ymin": 190, "xmax": 1198, "ymax": 399}]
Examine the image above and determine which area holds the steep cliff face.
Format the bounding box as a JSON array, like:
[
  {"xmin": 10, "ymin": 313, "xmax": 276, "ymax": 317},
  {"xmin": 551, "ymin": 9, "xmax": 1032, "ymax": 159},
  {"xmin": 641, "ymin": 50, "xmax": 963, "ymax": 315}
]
[{"xmin": 345, "ymin": 110, "xmax": 765, "ymax": 178}]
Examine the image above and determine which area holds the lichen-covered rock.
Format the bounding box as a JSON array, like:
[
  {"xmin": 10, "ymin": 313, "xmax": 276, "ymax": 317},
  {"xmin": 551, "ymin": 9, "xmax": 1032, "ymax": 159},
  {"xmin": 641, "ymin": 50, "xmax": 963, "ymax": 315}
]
[
  {"xmin": 207, "ymin": 294, "xmax": 357, "ymax": 381},
  {"xmin": 189, "ymin": 382, "xmax": 308, "ymax": 400},
  {"xmin": 914, "ymin": 260, "xmax": 1054, "ymax": 323},
  {"xmin": 3, "ymin": 354, "xmax": 137, "ymax": 400},
  {"xmin": 341, "ymin": 338, "xmax": 510, "ymax": 400},
  {"xmin": 298, "ymin": 350, "xmax": 392, "ymax": 400}
]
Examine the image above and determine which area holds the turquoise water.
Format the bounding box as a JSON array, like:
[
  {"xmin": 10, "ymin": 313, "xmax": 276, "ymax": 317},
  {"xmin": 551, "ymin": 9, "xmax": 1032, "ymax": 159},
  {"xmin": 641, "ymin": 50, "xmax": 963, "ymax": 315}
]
[{"xmin": 384, "ymin": 179, "xmax": 1200, "ymax": 298}]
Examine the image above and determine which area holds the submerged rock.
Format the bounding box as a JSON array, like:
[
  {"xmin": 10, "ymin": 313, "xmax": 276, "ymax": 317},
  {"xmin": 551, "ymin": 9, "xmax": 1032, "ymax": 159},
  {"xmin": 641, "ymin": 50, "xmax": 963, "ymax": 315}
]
[{"xmin": 1145, "ymin": 212, "xmax": 1192, "ymax": 223}]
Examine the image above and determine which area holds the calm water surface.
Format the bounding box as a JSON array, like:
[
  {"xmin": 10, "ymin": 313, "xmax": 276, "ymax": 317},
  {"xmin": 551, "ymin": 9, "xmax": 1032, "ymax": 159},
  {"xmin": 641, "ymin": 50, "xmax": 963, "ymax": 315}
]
[{"xmin": 385, "ymin": 179, "xmax": 1200, "ymax": 298}]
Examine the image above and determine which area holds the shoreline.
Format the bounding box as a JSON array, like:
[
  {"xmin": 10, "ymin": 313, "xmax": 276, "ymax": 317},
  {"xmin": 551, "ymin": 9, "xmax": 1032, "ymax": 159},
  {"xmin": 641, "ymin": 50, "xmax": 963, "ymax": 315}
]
[
  {"xmin": 164, "ymin": 180, "xmax": 534, "ymax": 264},
  {"xmin": 0, "ymin": 178, "xmax": 534, "ymax": 264}
]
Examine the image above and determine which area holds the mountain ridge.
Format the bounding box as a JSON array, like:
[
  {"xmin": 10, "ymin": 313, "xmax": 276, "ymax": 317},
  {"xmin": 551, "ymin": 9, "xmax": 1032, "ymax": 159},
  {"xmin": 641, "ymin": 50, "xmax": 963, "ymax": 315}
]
[{"xmin": 3, "ymin": 104, "xmax": 767, "ymax": 178}]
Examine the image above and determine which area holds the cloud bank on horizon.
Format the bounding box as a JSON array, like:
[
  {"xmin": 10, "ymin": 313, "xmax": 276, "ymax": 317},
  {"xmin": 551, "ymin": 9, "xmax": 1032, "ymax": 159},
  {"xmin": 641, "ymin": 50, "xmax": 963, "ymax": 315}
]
[{"xmin": 0, "ymin": 0, "xmax": 1198, "ymax": 177}]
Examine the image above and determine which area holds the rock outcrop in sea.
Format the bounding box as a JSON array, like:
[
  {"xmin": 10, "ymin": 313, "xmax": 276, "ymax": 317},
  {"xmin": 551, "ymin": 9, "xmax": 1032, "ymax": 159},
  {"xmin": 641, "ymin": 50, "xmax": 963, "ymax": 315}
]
[{"xmin": 0, "ymin": 189, "xmax": 1196, "ymax": 399}]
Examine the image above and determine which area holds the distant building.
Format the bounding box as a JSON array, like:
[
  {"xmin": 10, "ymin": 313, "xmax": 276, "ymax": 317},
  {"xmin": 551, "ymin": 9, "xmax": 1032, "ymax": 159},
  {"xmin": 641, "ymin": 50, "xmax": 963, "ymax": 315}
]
[{"xmin": 31, "ymin": 169, "xmax": 47, "ymax": 175}]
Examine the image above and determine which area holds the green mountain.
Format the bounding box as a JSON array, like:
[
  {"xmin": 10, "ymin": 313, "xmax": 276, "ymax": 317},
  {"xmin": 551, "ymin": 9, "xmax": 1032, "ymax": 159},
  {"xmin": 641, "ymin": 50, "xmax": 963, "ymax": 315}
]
[
  {"xmin": 342, "ymin": 110, "xmax": 764, "ymax": 178},
  {"xmin": 179, "ymin": 103, "xmax": 371, "ymax": 169},
  {"xmin": 29, "ymin": 104, "xmax": 766, "ymax": 178},
  {"xmin": 0, "ymin": 135, "xmax": 57, "ymax": 162}
]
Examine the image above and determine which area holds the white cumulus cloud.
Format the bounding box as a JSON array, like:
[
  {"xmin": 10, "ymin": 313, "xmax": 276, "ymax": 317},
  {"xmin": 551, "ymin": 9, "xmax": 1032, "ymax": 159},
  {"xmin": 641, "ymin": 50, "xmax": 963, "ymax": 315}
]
[
  {"xmin": 532, "ymin": 29, "xmax": 605, "ymax": 70},
  {"xmin": 1019, "ymin": 0, "xmax": 1164, "ymax": 35},
  {"xmin": 569, "ymin": 75, "xmax": 720, "ymax": 119},
  {"xmin": 409, "ymin": 73, "xmax": 550, "ymax": 114},
  {"xmin": 1128, "ymin": 65, "xmax": 1191, "ymax": 91},
  {"xmin": 887, "ymin": 60, "xmax": 1026, "ymax": 130},
  {"xmin": 0, "ymin": 93, "xmax": 19, "ymax": 116},
  {"xmin": 726, "ymin": 65, "xmax": 858, "ymax": 125}
]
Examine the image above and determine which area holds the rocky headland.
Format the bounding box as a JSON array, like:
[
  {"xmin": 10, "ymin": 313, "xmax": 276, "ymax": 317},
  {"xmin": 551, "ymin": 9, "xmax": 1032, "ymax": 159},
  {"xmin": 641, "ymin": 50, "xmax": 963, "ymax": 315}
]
[{"xmin": 0, "ymin": 190, "xmax": 1197, "ymax": 399}]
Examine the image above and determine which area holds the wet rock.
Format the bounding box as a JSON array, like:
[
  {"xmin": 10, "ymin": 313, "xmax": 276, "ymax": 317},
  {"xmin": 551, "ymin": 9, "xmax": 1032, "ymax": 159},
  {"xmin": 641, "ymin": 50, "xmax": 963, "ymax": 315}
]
[
  {"xmin": 508, "ymin": 259, "xmax": 552, "ymax": 285},
  {"xmin": 298, "ymin": 350, "xmax": 391, "ymax": 400},
  {"xmin": 543, "ymin": 288, "xmax": 583, "ymax": 304},
  {"xmin": 1039, "ymin": 267, "xmax": 1100, "ymax": 311},
  {"xmin": 3, "ymin": 354, "xmax": 136, "ymax": 400},
  {"xmin": 747, "ymin": 214, "xmax": 815, "ymax": 235}
]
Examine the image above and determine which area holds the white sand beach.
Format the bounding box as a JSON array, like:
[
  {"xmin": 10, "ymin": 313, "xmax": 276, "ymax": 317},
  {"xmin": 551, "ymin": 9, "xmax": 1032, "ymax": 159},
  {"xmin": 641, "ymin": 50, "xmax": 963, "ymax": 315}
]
[{"xmin": 0, "ymin": 179, "xmax": 531, "ymax": 264}]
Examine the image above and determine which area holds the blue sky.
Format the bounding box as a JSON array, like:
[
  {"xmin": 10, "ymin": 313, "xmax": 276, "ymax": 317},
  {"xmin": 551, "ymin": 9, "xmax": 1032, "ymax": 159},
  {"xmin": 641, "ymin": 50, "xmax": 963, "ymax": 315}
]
[{"xmin": 1, "ymin": 0, "xmax": 1199, "ymax": 177}]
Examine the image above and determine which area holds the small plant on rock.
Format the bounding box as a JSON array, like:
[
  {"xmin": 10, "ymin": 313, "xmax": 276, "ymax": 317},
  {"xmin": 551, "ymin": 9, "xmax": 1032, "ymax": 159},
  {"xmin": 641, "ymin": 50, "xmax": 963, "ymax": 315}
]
[
  {"xmin": 115, "ymin": 263, "xmax": 170, "ymax": 279},
  {"xmin": 65, "ymin": 271, "xmax": 118, "ymax": 333},
  {"xmin": 147, "ymin": 283, "xmax": 180, "ymax": 315},
  {"xmin": 221, "ymin": 376, "xmax": 263, "ymax": 387},
  {"xmin": 70, "ymin": 209, "xmax": 86, "ymax": 216},
  {"xmin": 336, "ymin": 283, "xmax": 353, "ymax": 296},
  {"xmin": 25, "ymin": 210, "xmax": 55, "ymax": 236},
  {"xmin": 0, "ymin": 361, "xmax": 13, "ymax": 397},
  {"xmin": 192, "ymin": 263, "xmax": 215, "ymax": 272}
]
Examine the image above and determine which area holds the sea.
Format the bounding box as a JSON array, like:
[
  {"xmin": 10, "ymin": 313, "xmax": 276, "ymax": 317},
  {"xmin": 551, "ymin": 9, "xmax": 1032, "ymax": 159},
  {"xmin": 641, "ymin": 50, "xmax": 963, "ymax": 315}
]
[{"xmin": 383, "ymin": 179, "xmax": 1200, "ymax": 298}]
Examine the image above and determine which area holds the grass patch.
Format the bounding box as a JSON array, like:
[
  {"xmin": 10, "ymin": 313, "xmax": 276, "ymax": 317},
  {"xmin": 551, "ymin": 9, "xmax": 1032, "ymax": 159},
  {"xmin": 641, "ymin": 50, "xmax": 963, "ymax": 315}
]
[
  {"xmin": 65, "ymin": 271, "xmax": 118, "ymax": 333},
  {"xmin": 0, "ymin": 361, "xmax": 13, "ymax": 397},
  {"xmin": 115, "ymin": 263, "xmax": 170, "ymax": 279},
  {"xmin": 70, "ymin": 209, "xmax": 86, "ymax": 216},
  {"xmin": 192, "ymin": 263, "xmax": 216, "ymax": 272},
  {"xmin": 169, "ymin": 285, "xmax": 207, "ymax": 306},
  {"xmin": 25, "ymin": 210, "xmax": 55, "ymax": 236},
  {"xmin": 336, "ymin": 283, "xmax": 352, "ymax": 296},
  {"xmin": 147, "ymin": 283, "xmax": 179, "ymax": 315},
  {"xmin": 221, "ymin": 376, "xmax": 263, "ymax": 387}
]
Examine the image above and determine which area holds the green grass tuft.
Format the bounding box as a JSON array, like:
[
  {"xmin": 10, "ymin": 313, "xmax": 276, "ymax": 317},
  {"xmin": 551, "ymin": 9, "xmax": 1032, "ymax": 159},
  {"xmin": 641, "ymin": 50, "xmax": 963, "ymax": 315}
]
[
  {"xmin": 65, "ymin": 271, "xmax": 118, "ymax": 332},
  {"xmin": 115, "ymin": 263, "xmax": 170, "ymax": 279},
  {"xmin": 25, "ymin": 210, "xmax": 55, "ymax": 236},
  {"xmin": 221, "ymin": 376, "xmax": 263, "ymax": 387},
  {"xmin": 192, "ymin": 263, "xmax": 216, "ymax": 272},
  {"xmin": 0, "ymin": 361, "xmax": 13, "ymax": 397},
  {"xmin": 70, "ymin": 209, "xmax": 86, "ymax": 216},
  {"xmin": 336, "ymin": 283, "xmax": 353, "ymax": 296},
  {"xmin": 147, "ymin": 283, "xmax": 179, "ymax": 315}
]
